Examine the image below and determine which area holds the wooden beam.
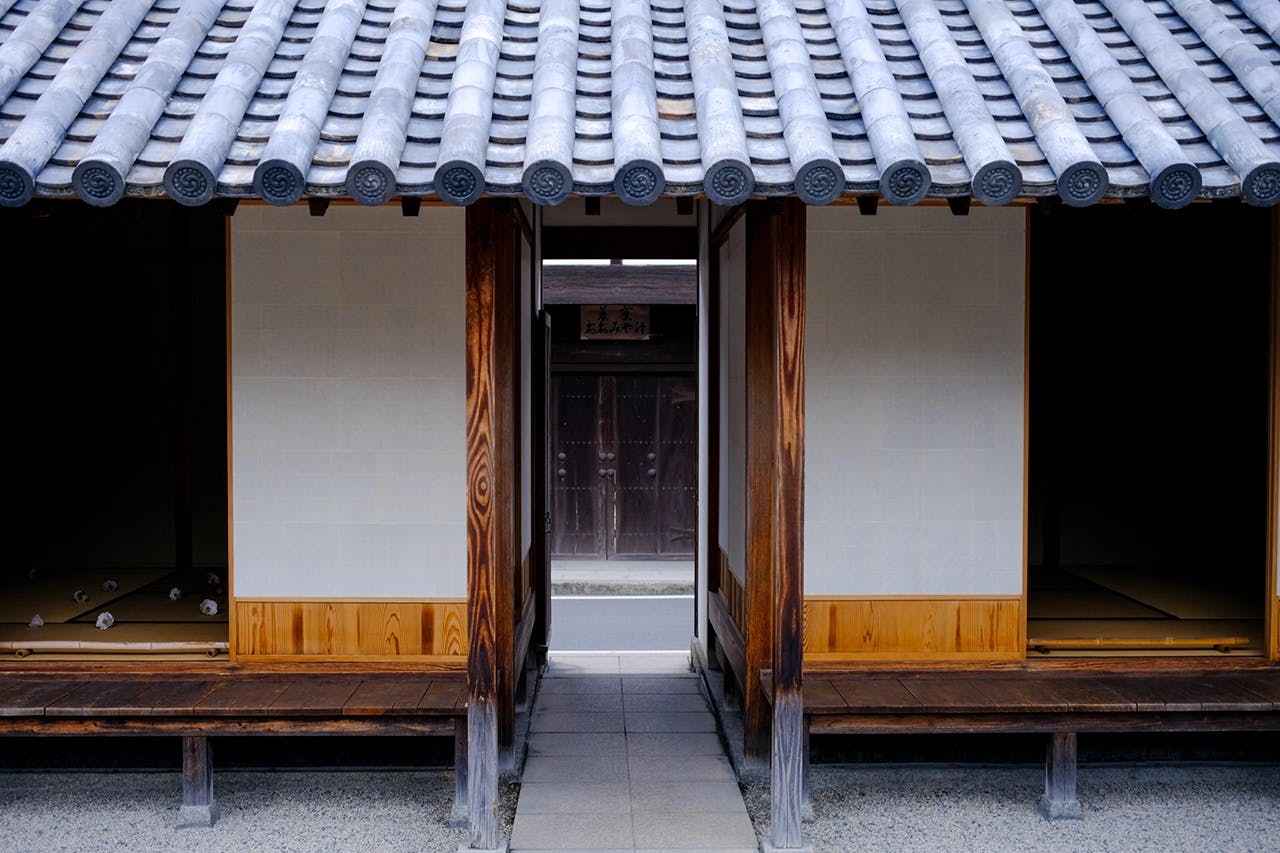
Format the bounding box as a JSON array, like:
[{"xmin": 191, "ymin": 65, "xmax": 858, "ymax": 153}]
[
  {"xmin": 541, "ymin": 264, "xmax": 697, "ymax": 305},
  {"xmin": 768, "ymin": 197, "xmax": 808, "ymax": 850},
  {"xmin": 464, "ymin": 199, "xmax": 516, "ymax": 852},
  {"xmin": 542, "ymin": 226, "xmax": 698, "ymax": 260}
]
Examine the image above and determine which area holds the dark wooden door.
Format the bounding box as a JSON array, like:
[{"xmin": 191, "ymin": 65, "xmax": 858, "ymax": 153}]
[{"xmin": 551, "ymin": 373, "xmax": 696, "ymax": 559}]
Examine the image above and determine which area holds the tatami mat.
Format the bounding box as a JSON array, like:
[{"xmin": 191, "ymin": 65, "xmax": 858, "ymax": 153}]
[
  {"xmin": 1027, "ymin": 618, "xmax": 1261, "ymax": 651},
  {"xmin": 1026, "ymin": 588, "xmax": 1171, "ymax": 620},
  {"xmin": 0, "ymin": 620, "xmax": 228, "ymax": 655},
  {"xmin": 1066, "ymin": 567, "xmax": 1260, "ymax": 620},
  {"xmin": 0, "ymin": 568, "xmax": 173, "ymax": 624},
  {"xmin": 69, "ymin": 589, "xmax": 227, "ymax": 624}
]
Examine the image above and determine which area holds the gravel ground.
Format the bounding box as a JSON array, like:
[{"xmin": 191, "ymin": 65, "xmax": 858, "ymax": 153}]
[
  {"xmin": 740, "ymin": 762, "xmax": 1280, "ymax": 853},
  {"xmin": 0, "ymin": 768, "xmax": 519, "ymax": 853},
  {"xmin": 2, "ymin": 760, "xmax": 1275, "ymax": 852}
]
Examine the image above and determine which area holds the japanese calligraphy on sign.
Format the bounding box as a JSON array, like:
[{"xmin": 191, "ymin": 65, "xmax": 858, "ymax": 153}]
[{"xmin": 580, "ymin": 304, "xmax": 650, "ymax": 340}]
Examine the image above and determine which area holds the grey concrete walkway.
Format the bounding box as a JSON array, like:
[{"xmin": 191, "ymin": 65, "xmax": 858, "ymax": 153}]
[
  {"xmin": 551, "ymin": 560, "xmax": 694, "ymax": 595},
  {"xmin": 509, "ymin": 651, "xmax": 759, "ymax": 852}
]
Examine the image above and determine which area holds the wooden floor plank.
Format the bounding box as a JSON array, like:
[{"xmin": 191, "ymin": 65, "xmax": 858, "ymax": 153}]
[
  {"xmin": 0, "ymin": 678, "xmax": 88, "ymax": 716},
  {"xmin": 44, "ymin": 680, "xmax": 170, "ymax": 716},
  {"xmin": 419, "ymin": 677, "xmax": 466, "ymax": 712},
  {"xmin": 194, "ymin": 679, "xmax": 293, "ymax": 715},
  {"xmin": 1095, "ymin": 677, "xmax": 1277, "ymax": 713},
  {"xmin": 829, "ymin": 678, "xmax": 923, "ymax": 713},
  {"xmin": 1227, "ymin": 673, "xmax": 1280, "ymax": 708},
  {"xmin": 268, "ymin": 678, "xmax": 364, "ymax": 715},
  {"xmin": 344, "ymin": 678, "xmax": 432, "ymax": 715},
  {"xmin": 896, "ymin": 676, "xmax": 1047, "ymax": 713},
  {"xmin": 1042, "ymin": 679, "xmax": 1136, "ymax": 713},
  {"xmin": 800, "ymin": 678, "xmax": 846, "ymax": 713},
  {"xmin": 139, "ymin": 680, "xmax": 224, "ymax": 716}
]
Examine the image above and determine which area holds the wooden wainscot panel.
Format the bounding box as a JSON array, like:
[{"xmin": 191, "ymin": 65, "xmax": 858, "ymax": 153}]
[
  {"xmin": 1272, "ymin": 596, "xmax": 1278, "ymax": 660},
  {"xmin": 803, "ymin": 597, "xmax": 1023, "ymax": 662},
  {"xmin": 718, "ymin": 549, "xmax": 747, "ymax": 635},
  {"xmin": 234, "ymin": 599, "xmax": 467, "ymax": 664}
]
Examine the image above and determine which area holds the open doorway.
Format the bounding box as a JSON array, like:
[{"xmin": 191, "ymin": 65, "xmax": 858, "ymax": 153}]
[
  {"xmin": 2, "ymin": 203, "xmax": 229, "ymax": 661},
  {"xmin": 1026, "ymin": 203, "xmax": 1273, "ymax": 658},
  {"xmin": 540, "ymin": 251, "xmax": 698, "ymax": 654}
]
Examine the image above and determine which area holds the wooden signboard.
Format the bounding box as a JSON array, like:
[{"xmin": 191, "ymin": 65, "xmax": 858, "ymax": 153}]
[{"xmin": 580, "ymin": 304, "xmax": 650, "ymax": 339}]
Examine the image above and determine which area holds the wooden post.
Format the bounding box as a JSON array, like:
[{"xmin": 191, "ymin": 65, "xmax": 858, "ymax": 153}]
[
  {"xmin": 465, "ymin": 199, "xmax": 516, "ymax": 852},
  {"xmin": 765, "ymin": 198, "xmax": 809, "ymax": 850},
  {"xmin": 1039, "ymin": 732, "xmax": 1083, "ymax": 820},
  {"xmin": 177, "ymin": 735, "xmax": 219, "ymax": 827},
  {"xmin": 744, "ymin": 202, "xmax": 778, "ymax": 765},
  {"xmin": 1269, "ymin": 206, "xmax": 1279, "ymax": 662},
  {"xmin": 450, "ymin": 715, "xmax": 470, "ymax": 826}
]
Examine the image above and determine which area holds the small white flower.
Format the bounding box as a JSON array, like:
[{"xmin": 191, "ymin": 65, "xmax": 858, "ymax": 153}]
[
  {"xmin": 102, "ymin": 579, "xmax": 118, "ymax": 592},
  {"xmin": 95, "ymin": 612, "xmax": 115, "ymax": 630},
  {"xmin": 199, "ymin": 599, "xmax": 218, "ymax": 616},
  {"xmin": 73, "ymin": 589, "xmax": 89, "ymax": 604},
  {"xmin": 28, "ymin": 614, "xmax": 44, "ymax": 628},
  {"xmin": 206, "ymin": 572, "xmax": 220, "ymax": 586},
  {"xmin": 169, "ymin": 587, "xmax": 183, "ymax": 601}
]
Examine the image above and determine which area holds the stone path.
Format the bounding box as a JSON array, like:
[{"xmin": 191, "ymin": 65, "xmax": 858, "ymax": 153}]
[{"xmin": 508, "ymin": 651, "xmax": 759, "ymax": 852}]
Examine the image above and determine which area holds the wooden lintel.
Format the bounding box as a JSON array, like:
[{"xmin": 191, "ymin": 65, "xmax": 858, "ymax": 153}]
[
  {"xmin": 542, "ymin": 264, "xmax": 697, "ymax": 305},
  {"xmin": 542, "ymin": 226, "xmax": 698, "ymax": 260}
]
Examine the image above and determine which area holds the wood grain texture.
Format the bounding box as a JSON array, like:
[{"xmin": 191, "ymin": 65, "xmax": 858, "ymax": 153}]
[
  {"xmin": 719, "ymin": 550, "xmax": 746, "ymax": 633},
  {"xmin": 803, "ymin": 597, "xmax": 1023, "ymax": 660},
  {"xmin": 464, "ymin": 200, "xmax": 516, "ymax": 851},
  {"xmin": 767, "ymin": 197, "xmax": 807, "ymax": 850},
  {"xmin": 743, "ymin": 201, "xmax": 776, "ymax": 763},
  {"xmin": 708, "ymin": 589, "xmax": 746, "ymax": 693},
  {"xmin": 1270, "ymin": 206, "xmax": 1279, "ymax": 662},
  {"xmin": 1273, "ymin": 596, "xmax": 1279, "ymax": 660},
  {"xmin": 233, "ymin": 600, "xmax": 466, "ymax": 659}
]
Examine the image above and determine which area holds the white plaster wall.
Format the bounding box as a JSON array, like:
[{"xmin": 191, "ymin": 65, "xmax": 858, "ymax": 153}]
[
  {"xmin": 805, "ymin": 206, "xmax": 1026, "ymax": 595},
  {"xmin": 231, "ymin": 205, "xmax": 466, "ymax": 598},
  {"xmin": 719, "ymin": 222, "xmax": 748, "ymax": 583}
]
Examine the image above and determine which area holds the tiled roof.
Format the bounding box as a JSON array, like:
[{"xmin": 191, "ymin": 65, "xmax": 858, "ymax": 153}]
[{"xmin": 0, "ymin": 0, "xmax": 1277, "ymax": 210}]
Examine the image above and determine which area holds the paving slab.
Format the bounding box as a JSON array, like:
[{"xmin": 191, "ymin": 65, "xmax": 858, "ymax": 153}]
[{"xmin": 509, "ymin": 652, "xmax": 759, "ymax": 852}]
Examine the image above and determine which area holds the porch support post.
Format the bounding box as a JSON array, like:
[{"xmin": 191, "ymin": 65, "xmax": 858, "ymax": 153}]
[
  {"xmin": 464, "ymin": 199, "xmax": 516, "ymax": 852},
  {"xmin": 177, "ymin": 735, "xmax": 219, "ymax": 827},
  {"xmin": 744, "ymin": 202, "xmax": 776, "ymax": 765},
  {"xmin": 1039, "ymin": 732, "xmax": 1083, "ymax": 820},
  {"xmin": 754, "ymin": 198, "xmax": 810, "ymax": 852}
]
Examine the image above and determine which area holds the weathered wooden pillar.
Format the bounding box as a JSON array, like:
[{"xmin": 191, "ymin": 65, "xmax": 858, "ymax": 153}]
[
  {"xmin": 744, "ymin": 203, "xmax": 777, "ymax": 765},
  {"xmin": 1040, "ymin": 731, "xmax": 1083, "ymax": 819},
  {"xmin": 465, "ymin": 199, "xmax": 517, "ymax": 852},
  {"xmin": 747, "ymin": 198, "xmax": 811, "ymax": 851},
  {"xmin": 177, "ymin": 735, "xmax": 219, "ymax": 827}
]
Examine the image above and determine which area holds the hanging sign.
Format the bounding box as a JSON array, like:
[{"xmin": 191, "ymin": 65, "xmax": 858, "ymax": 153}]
[{"xmin": 580, "ymin": 304, "xmax": 650, "ymax": 340}]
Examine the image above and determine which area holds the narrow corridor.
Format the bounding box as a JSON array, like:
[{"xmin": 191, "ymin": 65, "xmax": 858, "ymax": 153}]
[{"xmin": 508, "ymin": 652, "xmax": 759, "ymax": 852}]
